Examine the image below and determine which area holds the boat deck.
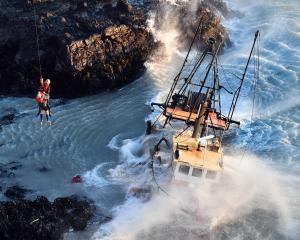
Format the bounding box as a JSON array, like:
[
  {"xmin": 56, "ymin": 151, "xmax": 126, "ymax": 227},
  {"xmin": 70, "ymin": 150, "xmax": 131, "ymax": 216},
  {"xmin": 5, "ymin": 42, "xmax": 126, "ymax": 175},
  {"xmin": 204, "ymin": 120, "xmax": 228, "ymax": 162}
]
[
  {"xmin": 165, "ymin": 107, "xmax": 227, "ymax": 130},
  {"xmin": 165, "ymin": 107, "xmax": 197, "ymax": 122},
  {"xmin": 207, "ymin": 112, "xmax": 227, "ymax": 130}
]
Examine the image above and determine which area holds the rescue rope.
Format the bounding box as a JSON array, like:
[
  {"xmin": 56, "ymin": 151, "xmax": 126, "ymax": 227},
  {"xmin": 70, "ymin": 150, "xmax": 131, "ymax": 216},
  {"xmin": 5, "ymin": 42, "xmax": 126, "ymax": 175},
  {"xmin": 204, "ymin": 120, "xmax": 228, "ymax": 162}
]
[{"xmin": 33, "ymin": 3, "xmax": 43, "ymax": 78}]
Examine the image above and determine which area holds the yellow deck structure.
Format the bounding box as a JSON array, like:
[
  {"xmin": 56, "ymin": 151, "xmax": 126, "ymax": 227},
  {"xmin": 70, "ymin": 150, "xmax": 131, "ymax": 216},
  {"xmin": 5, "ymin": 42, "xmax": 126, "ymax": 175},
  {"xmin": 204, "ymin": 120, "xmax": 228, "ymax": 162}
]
[{"xmin": 172, "ymin": 132, "xmax": 223, "ymax": 172}]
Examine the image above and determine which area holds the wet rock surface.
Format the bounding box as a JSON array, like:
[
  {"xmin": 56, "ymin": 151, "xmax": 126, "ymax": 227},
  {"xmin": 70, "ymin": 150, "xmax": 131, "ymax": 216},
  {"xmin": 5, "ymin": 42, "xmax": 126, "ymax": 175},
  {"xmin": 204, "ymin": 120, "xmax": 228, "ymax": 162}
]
[
  {"xmin": 152, "ymin": 0, "xmax": 230, "ymax": 50},
  {"xmin": 0, "ymin": 109, "xmax": 30, "ymax": 130},
  {"xmin": 0, "ymin": 113, "xmax": 16, "ymax": 128},
  {"xmin": 0, "ymin": 0, "xmax": 230, "ymax": 98},
  {"xmin": 0, "ymin": 195, "xmax": 98, "ymax": 240},
  {"xmin": 4, "ymin": 185, "xmax": 31, "ymax": 200},
  {"xmin": 0, "ymin": 0, "xmax": 155, "ymax": 97}
]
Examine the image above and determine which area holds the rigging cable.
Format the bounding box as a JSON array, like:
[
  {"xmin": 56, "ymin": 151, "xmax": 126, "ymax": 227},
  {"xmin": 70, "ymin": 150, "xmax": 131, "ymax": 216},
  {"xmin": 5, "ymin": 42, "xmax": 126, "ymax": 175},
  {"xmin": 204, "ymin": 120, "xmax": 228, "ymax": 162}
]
[
  {"xmin": 150, "ymin": 154, "xmax": 170, "ymax": 196},
  {"xmin": 33, "ymin": 3, "xmax": 43, "ymax": 78},
  {"xmin": 239, "ymin": 32, "xmax": 260, "ymax": 163},
  {"xmin": 151, "ymin": 111, "xmax": 164, "ymax": 128},
  {"xmin": 218, "ymin": 57, "xmax": 241, "ymax": 93},
  {"xmin": 218, "ymin": 56, "xmax": 255, "ymax": 98},
  {"xmin": 219, "ymin": 32, "xmax": 260, "ymax": 149}
]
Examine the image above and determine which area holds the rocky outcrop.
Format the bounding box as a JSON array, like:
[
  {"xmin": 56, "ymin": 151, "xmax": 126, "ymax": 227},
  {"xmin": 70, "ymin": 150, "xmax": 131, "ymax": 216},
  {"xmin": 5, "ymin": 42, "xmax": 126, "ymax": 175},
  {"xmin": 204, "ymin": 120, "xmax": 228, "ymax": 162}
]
[
  {"xmin": 0, "ymin": 0, "xmax": 231, "ymax": 97},
  {"xmin": 0, "ymin": 0, "xmax": 155, "ymax": 97},
  {"xmin": 152, "ymin": 0, "xmax": 230, "ymax": 50},
  {"xmin": 0, "ymin": 195, "xmax": 100, "ymax": 240},
  {"xmin": 4, "ymin": 186, "xmax": 31, "ymax": 200}
]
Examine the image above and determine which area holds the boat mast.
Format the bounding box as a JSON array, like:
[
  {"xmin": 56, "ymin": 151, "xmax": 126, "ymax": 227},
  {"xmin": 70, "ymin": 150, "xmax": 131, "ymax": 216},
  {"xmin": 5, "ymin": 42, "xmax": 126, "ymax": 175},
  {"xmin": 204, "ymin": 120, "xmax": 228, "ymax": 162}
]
[
  {"xmin": 192, "ymin": 40, "xmax": 221, "ymax": 138},
  {"xmin": 227, "ymin": 30, "xmax": 260, "ymax": 124},
  {"xmin": 192, "ymin": 88, "xmax": 212, "ymax": 138}
]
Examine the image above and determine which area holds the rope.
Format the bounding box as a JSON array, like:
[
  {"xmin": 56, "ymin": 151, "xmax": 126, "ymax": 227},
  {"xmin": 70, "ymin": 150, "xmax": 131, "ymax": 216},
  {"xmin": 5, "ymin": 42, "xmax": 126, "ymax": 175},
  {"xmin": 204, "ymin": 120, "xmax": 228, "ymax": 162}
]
[
  {"xmin": 218, "ymin": 57, "xmax": 241, "ymax": 92},
  {"xmin": 151, "ymin": 111, "xmax": 164, "ymax": 128},
  {"xmin": 33, "ymin": 3, "xmax": 43, "ymax": 78},
  {"xmin": 175, "ymin": 125, "xmax": 191, "ymax": 138},
  {"xmin": 150, "ymin": 157, "xmax": 170, "ymax": 196},
  {"xmin": 239, "ymin": 33, "xmax": 260, "ymax": 163},
  {"xmin": 218, "ymin": 32, "xmax": 260, "ymax": 158}
]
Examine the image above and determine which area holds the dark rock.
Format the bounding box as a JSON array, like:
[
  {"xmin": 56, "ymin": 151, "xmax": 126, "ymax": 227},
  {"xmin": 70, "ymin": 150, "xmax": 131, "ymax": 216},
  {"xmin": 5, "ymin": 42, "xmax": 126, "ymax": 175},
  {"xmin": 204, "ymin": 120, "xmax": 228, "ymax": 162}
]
[
  {"xmin": 8, "ymin": 162, "xmax": 22, "ymax": 171},
  {"xmin": 36, "ymin": 166, "xmax": 51, "ymax": 172},
  {"xmin": 0, "ymin": 195, "xmax": 96, "ymax": 240},
  {"xmin": 152, "ymin": 1, "xmax": 229, "ymax": 50},
  {"xmin": 0, "ymin": 111, "xmax": 30, "ymax": 129},
  {"xmin": 0, "ymin": 0, "xmax": 230, "ymax": 98},
  {"xmin": 128, "ymin": 185, "xmax": 152, "ymax": 201},
  {"xmin": 53, "ymin": 195, "xmax": 94, "ymax": 231},
  {"xmin": 0, "ymin": 113, "xmax": 15, "ymax": 126},
  {"xmin": 0, "ymin": 0, "xmax": 155, "ymax": 97},
  {"xmin": 69, "ymin": 216, "xmax": 88, "ymax": 231},
  {"xmin": 4, "ymin": 186, "xmax": 31, "ymax": 200}
]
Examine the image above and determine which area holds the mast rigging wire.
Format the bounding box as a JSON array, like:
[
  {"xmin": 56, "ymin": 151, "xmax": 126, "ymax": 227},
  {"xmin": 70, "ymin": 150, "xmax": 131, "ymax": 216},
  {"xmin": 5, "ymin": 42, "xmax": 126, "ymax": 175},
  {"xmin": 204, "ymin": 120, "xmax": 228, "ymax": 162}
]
[{"xmin": 239, "ymin": 32, "xmax": 260, "ymax": 163}]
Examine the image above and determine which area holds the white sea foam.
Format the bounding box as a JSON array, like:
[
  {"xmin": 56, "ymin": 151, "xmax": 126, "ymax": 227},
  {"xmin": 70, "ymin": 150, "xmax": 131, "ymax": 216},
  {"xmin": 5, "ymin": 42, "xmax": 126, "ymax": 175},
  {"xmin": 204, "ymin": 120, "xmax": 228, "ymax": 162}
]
[
  {"xmin": 83, "ymin": 164, "xmax": 109, "ymax": 189},
  {"xmin": 90, "ymin": 0, "xmax": 300, "ymax": 239},
  {"xmin": 107, "ymin": 134, "xmax": 123, "ymax": 151},
  {"xmin": 92, "ymin": 151, "xmax": 299, "ymax": 239}
]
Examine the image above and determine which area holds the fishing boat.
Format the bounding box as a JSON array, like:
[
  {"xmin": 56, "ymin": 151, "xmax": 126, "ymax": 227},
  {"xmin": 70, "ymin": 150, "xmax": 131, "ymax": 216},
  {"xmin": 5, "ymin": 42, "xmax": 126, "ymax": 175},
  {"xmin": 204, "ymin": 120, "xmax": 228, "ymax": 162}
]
[{"xmin": 149, "ymin": 24, "xmax": 260, "ymax": 187}]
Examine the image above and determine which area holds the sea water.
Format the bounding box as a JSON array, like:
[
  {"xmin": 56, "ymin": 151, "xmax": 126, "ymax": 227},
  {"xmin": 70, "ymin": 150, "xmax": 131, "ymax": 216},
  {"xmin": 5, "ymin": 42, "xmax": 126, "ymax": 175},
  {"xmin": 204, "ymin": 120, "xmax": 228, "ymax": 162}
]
[{"xmin": 0, "ymin": 0, "xmax": 299, "ymax": 239}]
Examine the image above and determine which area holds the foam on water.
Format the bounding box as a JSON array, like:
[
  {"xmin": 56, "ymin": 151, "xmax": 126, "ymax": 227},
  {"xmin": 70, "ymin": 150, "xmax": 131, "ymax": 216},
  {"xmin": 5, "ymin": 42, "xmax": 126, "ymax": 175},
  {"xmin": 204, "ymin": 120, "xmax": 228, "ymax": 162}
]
[
  {"xmin": 92, "ymin": 152, "xmax": 300, "ymax": 239},
  {"xmin": 91, "ymin": 0, "xmax": 300, "ymax": 239},
  {"xmin": 1, "ymin": 0, "xmax": 300, "ymax": 238},
  {"xmin": 107, "ymin": 134, "xmax": 123, "ymax": 151},
  {"xmin": 83, "ymin": 163, "xmax": 109, "ymax": 189}
]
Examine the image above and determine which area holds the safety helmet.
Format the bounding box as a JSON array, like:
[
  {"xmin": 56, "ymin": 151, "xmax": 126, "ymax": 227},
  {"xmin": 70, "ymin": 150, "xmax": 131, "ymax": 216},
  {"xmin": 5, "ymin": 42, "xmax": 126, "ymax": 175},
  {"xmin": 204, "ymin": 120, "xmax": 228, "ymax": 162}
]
[{"xmin": 45, "ymin": 79, "xmax": 51, "ymax": 84}]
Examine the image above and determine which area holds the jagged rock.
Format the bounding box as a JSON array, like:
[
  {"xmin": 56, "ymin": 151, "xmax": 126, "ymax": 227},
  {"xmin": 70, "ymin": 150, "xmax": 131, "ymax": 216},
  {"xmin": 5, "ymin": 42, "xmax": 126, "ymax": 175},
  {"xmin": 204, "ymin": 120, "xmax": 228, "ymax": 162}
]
[
  {"xmin": 152, "ymin": 0, "xmax": 230, "ymax": 50},
  {"xmin": 0, "ymin": 195, "xmax": 97, "ymax": 240},
  {"xmin": 128, "ymin": 185, "xmax": 152, "ymax": 201},
  {"xmin": 0, "ymin": 0, "xmax": 230, "ymax": 97},
  {"xmin": 0, "ymin": 114, "xmax": 15, "ymax": 127},
  {"xmin": 0, "ymin": 0, "xmax": 155, "ymax": 97},
  {"xmin": 4, "ymin": 186, "xmax": 31, "ymax": 200}
]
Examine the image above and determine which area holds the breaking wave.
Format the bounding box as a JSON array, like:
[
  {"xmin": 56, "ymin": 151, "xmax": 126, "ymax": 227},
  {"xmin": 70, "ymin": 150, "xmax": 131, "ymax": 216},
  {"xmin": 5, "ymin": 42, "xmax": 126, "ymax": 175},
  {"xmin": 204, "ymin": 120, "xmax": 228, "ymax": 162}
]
[
  {"xmin": 91, "ymin": 0, "xmax": 300, "ymax": 239},
  {"xmin": 0, "ymin": 0, "xmax": 299, "ymax": 239}
]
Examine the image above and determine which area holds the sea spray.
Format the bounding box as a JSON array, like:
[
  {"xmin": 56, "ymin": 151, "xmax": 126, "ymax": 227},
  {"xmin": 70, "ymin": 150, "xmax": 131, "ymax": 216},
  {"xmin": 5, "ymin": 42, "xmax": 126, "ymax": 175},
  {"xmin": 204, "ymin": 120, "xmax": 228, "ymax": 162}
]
[
  {"xmin": 92, "ymin": 148, "xmax": 298, "ymax": 239},
  {"xmin": 69, "ymin": 1, "xmax": 300, "ymax": 239}
]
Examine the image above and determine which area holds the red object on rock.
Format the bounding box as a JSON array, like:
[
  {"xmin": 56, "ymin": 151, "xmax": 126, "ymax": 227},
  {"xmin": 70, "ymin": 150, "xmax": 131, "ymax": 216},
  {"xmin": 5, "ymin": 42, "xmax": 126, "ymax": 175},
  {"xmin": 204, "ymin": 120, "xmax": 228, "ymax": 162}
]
[{"xmin": 71, "ymin": 175, "xmax": 83, "ymax": 184}]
